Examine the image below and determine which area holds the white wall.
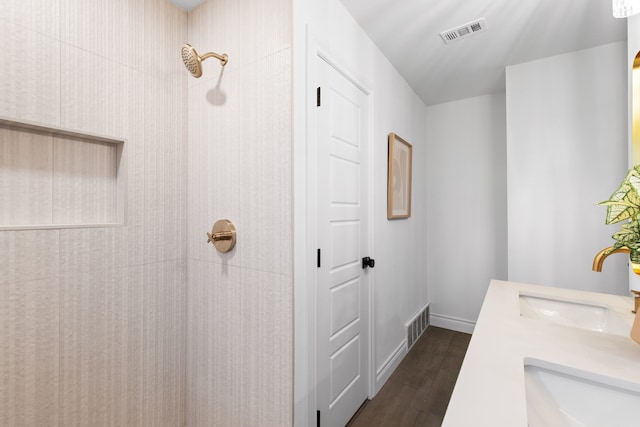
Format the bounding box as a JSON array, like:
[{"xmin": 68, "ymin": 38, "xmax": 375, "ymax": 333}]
[
  {"xmin": 506, "ymin": 42, "xmax": 629, "ymax": 295},
  {"xmin": 293, "ymin": 0, "xmax": 429, "ymax": 424},
  {"xmin": 186, "ymin": 1, "xmax": 293, "ymax": 426},
  {"xmin": 426, "ymin": 93, "xmax": 508, "ymax": 331},
  {"xmin": 0, "ymin": 1, "xmax": 188, "ymax": 425}
]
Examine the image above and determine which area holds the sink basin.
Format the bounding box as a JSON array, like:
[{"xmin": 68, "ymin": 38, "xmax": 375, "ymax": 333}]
[
  {"xmin": 524, "ymin": 358, "xmax": 640, "ymax": 427},
  {"xmin": 519, "ymin": 293, "xmax": 629, "ymax": 336}
]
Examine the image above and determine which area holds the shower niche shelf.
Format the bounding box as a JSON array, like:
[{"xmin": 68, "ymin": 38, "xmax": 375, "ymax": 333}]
[{"xmin": 0, "ymin": 116, "xmax": 126, "ymax": 230}]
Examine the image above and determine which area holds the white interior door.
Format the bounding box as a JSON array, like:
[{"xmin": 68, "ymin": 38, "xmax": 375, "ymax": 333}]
[{"xmin": 315, "ymin": 56, "xmax": 371, "ymax": 427}]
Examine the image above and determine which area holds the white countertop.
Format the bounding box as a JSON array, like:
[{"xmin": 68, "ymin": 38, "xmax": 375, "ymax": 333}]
[{"xmin": 442, "ymin": 279, "xmax": 640, "ymax": 427}]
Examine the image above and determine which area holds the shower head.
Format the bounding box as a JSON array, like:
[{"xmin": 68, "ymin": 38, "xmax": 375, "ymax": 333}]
[{"xmin": 181, "ymin": 44, "xmax": 228, "ymax": 78}]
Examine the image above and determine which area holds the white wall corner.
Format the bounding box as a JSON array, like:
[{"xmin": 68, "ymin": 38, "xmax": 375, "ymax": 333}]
[
  {"xmin": 405, "ymin": 302, "xmax": 431, "ymax": 327},
  {"xmin": 430, "ymin": 313, "xmax": 475, "ymax": 334}
]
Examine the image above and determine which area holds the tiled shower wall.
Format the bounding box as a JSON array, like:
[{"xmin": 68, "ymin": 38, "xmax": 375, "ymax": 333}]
[
  {"xmin": 186, "ymin": 0, "xmax": 293, "ymax": 426},
  {"xmin": 0, "ymin": 1, "xmax": 188, "ymax": 426}
]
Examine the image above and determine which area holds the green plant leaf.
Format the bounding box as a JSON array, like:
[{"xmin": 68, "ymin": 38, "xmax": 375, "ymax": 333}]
[
  {"xmin": 599, "ymin": 200, "xmax": 639, "ymax": 222},
  {"xmin": 612, "ymin": 220, "xmax": 640, "ymax": 244},
  {"xmin": 629, "ymin": 165, "xmax": 640, "ymax": 193},
  {"xmin": 599, "ymin": 166, "xmax": 640, "ymax": 224}
]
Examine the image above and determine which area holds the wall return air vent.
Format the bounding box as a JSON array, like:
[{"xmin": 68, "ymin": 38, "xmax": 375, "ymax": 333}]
[
  {"xmin": 406, "ymin": 305, "xmax": 430, "ymax": 350},
  {"xmin": 439, "ymin": 18, "xmax": 488, "ymax": 44}
]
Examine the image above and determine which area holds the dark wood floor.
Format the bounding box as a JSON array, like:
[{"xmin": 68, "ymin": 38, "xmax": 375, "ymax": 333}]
[{"xmin": 347, "ymin": 326, "xmax": 472, "ymax": 427}]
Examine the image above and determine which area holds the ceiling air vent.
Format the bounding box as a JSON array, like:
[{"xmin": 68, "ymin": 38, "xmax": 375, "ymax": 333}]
[{"xmin": 439, "ymin": 18, "xmax": 488, "ymax": 44}]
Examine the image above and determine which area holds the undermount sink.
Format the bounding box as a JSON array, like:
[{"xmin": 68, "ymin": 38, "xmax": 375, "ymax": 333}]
[
  {"xmin": 524, "ymin": 358, "xmax": 640, "ymax": 427},
  {"xmin": 519, "ymin": 293, "xmax": 629, "ymax": 336}
]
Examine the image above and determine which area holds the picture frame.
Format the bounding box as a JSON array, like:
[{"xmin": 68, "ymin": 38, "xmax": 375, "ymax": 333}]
[{"xmin": 387, "ymin": 133, "xmax": 413, "ymax": 219}]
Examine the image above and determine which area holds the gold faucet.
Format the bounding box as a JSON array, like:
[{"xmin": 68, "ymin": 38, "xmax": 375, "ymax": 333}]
[
  {"xmin": 592, "ymin": 246, "xmax": 630, "ymax": 272},
  {"xmin": 592, "ymin": 246, "xmax": 640, "ymax": 313}
]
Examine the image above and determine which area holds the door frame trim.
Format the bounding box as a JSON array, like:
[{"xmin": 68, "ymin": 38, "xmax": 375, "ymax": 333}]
[{"xmin": 294, "ymin": 33, "xmax": 375, "ymax": 426}]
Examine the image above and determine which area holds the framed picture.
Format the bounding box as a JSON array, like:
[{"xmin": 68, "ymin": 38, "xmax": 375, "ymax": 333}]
[{"xmin": 387, "ymin": 133, "xmax": 412, "ymax": 219}]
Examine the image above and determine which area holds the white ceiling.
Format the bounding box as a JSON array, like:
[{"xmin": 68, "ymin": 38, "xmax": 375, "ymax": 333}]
[{"xmin": 339, "ymin": 0, "xmax": 627, "ymax": 106}]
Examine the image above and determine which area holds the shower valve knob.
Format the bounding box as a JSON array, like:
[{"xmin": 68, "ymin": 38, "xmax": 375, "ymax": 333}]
[{"xmin": 206, "ymin": 219, "xmax": 236, "ymax": 253}]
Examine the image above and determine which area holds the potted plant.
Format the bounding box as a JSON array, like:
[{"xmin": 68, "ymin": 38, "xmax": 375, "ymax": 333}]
[{"xmin": 599, "ymin": 165, "xmax": 640, "ymax": 274}]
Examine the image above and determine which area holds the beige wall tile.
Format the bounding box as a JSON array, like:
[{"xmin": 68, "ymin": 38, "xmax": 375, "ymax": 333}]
[
  {"xmin": 141, "ymin": 76, "xmax": 187, "ymax": 264},
  {"xmin": 0, "ymin": 0, "xmax": 60, "ymax": 41},
  {"xmin": 60, "ymin": 0, "xmax": 187, "ymax": 82},
  {"xmin": 0, "ymin": 127, "xmax": 54, "ymax": 226},
  {"xmin": 60, "ymin": 44, "xmax": 131, "ymax": 139},
  {"xmin": 59, "ymin": 227, "xmax": 129, "ymax": 276},
  {"xmin": 0, "ymin": 0, "xmax": 301, "ymax": 425},
  {"xmin": 120, "ymin": 69, "xmax": 147, "ymax": 268},
  {"xmin": 60, "ymin": 266, "xmax": 131, "ymax": 427},
  {"xmin": 0, "ymin": 277, "xmax": 60, "ymax": 427},
  {"xmin": 1, "ymin": 2, "xmax": 189, "ymax": 427},
  {"xmin": 53, "ymin": 136, "xmax": 119, "ymax": 225},
  {"xmin": 187, "ymin": 260, "xmax": 292, "ymax": 427},
  {"xmin": 0, "ymin": 21, "xmax": 60, "ymax": 126},
  {"xmin": 59, "ymin": 260, "xmax": 186, "ymax": 427},
  {"xmin": 138, "ymin": 0, "xmax": 188, "ymax": 83},
  {"xmin": 0, "ymin": 230, "xmax": 59, "ymax": 285},
  {"xmin": 60, "ymin": 0, "xmax": 132, "ymax": 67},
  {"xmin": 0, "ymin": 127, "xmax": 125, "ymax": 228},
  {"xmin": 187, "ymin": 0, "xmax": 292, "ymax": 82},
  {"xmin": 186, "ymin": 2, "xmax": 294, "ymax": 425},
  {"xmin": 141, "ymin": 260, "xmax": 187, "ymax": 427},
  {"xmin": 188, "ymin": 50, "xmax": 292, "ymax": 275}
]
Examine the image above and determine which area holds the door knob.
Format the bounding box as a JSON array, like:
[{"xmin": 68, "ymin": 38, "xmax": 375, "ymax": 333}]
[{"xmin": 362, "ymin": 257, "xmax": 375, "ymax": 269}]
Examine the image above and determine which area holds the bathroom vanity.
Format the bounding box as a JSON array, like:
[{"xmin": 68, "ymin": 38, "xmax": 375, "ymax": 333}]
[{"xmin": 442, "ymin": 280, "xmax": 640, "ymax": 427}]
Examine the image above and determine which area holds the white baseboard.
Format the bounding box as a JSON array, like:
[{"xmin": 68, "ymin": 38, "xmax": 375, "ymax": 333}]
[
  {"xmin": 430, "ymin": 313, "xmax": 475, "ymax": 334},
  {"xmin": 374, "ymin": 340, "xmax": 407, "ymax": 394}
]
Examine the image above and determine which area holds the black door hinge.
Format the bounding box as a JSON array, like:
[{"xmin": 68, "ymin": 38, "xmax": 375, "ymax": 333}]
[
  {"xmin": 317, "ymin": 410, "xmax": 321, "ymax": 427},
  {"xmin": 317, "ymin": 87, "xmax": 321, "ymax": 107},
  {"xmin": 317, "ymin": 249, "xmax": 321, "ymax": 268}
]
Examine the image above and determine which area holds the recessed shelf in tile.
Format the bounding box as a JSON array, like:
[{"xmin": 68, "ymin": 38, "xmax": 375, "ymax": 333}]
[{"xmin": 0, "ymin": 117, "xmax": 126, "ymax": 230}]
